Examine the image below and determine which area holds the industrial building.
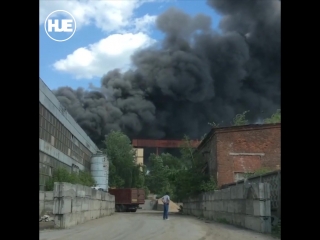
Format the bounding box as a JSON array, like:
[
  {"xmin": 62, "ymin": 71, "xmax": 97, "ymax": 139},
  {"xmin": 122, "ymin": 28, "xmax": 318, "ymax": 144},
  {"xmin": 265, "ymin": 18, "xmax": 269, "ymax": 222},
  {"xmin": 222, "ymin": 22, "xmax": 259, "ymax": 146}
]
[
  {"xmin": 197, "ymin": 123, "xmax": 281, "ymax": 188},
  {"xmin": 134, "ymin": 148, "xmax": 144, "ymax": 165},
  {"xmin": 39, "ymin": 78, "xmax": 108, "ymax": 191}
]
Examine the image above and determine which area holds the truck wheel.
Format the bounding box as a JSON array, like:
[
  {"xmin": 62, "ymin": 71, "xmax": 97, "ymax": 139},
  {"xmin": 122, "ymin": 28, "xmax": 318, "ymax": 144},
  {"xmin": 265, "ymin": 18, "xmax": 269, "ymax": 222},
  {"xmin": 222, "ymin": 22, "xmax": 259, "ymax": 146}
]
[
  {"xmin": 115, "ymin": 205, "xmax": 120, "ymax": 212},
  {"xmin": 119, "ymin": 205, "xmax": 125, "ymax": 212}
]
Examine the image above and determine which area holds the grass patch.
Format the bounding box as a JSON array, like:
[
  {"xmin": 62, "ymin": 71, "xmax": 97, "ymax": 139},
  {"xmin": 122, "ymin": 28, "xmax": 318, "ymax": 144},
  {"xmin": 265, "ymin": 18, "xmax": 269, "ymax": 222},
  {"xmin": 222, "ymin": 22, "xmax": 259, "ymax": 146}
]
[
  {"xmin": 271, "ymin": 222, "xmax": 281, "ymax": 238},
  {"xmin": 216, "ymin": 218, "xmax": 230, "ymax": 224},
  {"xmin": 45, "ymin": 167, "xmax": 96, "ymax": 191}
]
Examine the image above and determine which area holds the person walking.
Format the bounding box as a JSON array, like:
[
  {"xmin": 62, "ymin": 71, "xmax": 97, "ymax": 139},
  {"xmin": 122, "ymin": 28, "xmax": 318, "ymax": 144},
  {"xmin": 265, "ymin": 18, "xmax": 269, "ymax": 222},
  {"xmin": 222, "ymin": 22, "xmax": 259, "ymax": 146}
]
[{"xmin": 161, "ymin": 192, "xmax": 170, "ymax": 220}]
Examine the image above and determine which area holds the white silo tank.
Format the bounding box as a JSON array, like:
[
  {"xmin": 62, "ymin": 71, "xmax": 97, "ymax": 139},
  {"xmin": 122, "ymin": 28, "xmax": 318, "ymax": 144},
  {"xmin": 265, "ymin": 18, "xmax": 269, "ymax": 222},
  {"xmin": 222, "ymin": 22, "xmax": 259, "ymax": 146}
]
[{"xmin": 91, "ymin": 150, "xmax": 109, "ymax": 191}]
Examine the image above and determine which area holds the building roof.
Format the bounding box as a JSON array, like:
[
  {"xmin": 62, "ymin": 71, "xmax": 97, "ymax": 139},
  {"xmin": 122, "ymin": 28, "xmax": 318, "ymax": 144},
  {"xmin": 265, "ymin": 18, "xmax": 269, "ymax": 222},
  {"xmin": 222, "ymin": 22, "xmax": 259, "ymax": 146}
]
[
  {"xmin": 197, "ymin": 123, "xmax": 281, "ymax": 151},
  {"xmin": 39, "ymin": 78, "xmax": 99, "ymax": 153}
]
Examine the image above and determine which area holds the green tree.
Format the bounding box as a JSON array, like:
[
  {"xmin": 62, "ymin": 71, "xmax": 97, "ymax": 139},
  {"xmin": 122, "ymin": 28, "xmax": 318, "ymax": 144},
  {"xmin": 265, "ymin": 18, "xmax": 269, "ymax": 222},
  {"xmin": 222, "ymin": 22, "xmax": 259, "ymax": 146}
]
[
  {"xmin": 145, "ymin": 154, "xmax": 172, "ymax": 195},
  {"xmin": 132, "ymin": 164, "xmax": 146, "ymax": 188},
  {"xmin": 108, "ymin": 161, "xmax": 125, "ymax": 188},
  {"xmin": 264, "ymin": 109, "xmax": 281, "ymax": 123},
  {"xmin": 161, "ymin": 153, "xmax": 184, "ymax": 170},
  {"xmin": 103, "ymin": 130, "xmax": 137, "ymax": 188},
  {"xmin": 144, "ymin": 135, "xmax": 217, "ymax": 202},
  {"xmin": 166, "ymin": 136, "xmax": 217, "ymax": 201},
  {"xmin": 232, "ymin": 110, "xmax": 249, "ymax": 126}
]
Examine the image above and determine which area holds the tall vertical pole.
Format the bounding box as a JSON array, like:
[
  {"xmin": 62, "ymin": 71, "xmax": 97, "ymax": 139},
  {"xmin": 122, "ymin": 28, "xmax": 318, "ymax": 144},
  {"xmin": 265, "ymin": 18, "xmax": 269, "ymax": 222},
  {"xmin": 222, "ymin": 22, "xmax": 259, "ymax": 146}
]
[{"xmin": 156, "ymin": 147, "xmax": 159, "ymax": 155}]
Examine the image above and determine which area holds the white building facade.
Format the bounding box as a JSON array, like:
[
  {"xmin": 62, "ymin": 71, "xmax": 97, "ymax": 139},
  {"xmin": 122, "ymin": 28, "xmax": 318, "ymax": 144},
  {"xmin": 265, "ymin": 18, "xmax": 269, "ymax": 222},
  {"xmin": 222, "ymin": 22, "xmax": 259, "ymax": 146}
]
[{"xmin": 39, "ymin": 78, "xmax": 104, "ymax": 190}]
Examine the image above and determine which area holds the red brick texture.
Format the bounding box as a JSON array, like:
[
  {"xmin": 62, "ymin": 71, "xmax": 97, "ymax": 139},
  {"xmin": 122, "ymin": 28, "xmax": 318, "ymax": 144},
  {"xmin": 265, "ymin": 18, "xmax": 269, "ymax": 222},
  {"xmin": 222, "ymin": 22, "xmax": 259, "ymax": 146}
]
[
  {"xmin": 198, "ymin": 124, "xmax": 281, "ymax": 188},
  {"xmin": 216, "ymin": 124, "xmax": 280, "ymax": 187},
  {"xmin": 233, "ymin": 155, "xmax": 261, "ymax": 172}
]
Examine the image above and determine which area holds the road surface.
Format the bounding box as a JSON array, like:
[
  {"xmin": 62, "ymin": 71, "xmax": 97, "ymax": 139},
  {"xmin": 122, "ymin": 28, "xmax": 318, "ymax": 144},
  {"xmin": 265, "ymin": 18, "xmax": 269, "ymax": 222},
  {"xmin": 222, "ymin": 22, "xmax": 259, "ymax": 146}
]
[{"xmin": 40, "ymin": 211, "xmax": 275, "ymax": 240}]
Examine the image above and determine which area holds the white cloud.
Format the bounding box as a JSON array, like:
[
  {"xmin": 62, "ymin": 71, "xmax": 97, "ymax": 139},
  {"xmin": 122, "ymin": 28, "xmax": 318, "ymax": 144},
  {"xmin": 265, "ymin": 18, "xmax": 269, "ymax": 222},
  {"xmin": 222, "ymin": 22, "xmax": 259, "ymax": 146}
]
[
  {"xmin": 133, "ymin": 14, "xmax": 157, "ymax": 33},
  {"xmin": 39, "ymin": 0, "xmax": 155, "ymax": 32},
  {"xmin": 41, "ymin": 0, "xmax": 160, "ymax": 79},
  {"xmin": 53, "ymin": 32, "xmax": 156, "ymax": 79}
]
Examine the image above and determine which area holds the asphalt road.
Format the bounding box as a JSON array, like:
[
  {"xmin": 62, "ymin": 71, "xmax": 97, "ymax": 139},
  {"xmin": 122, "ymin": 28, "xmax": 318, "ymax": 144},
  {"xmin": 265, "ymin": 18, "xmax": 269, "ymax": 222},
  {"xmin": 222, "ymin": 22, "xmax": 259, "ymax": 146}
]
[{"xmin": 40, "ymin": 211, "xmax": 275, "ymax": 240}]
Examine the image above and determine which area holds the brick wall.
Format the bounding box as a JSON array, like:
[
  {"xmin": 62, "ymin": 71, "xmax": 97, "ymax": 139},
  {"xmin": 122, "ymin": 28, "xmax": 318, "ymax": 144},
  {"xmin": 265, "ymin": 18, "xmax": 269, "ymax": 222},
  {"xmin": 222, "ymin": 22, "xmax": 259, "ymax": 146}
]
[
  {"xmin": 199, "ymin": 134, "xmax": 218, "ymax": 182},
  {"xmin": 215, "ymin": 124, "xmax": 280, "ymax": 187}
]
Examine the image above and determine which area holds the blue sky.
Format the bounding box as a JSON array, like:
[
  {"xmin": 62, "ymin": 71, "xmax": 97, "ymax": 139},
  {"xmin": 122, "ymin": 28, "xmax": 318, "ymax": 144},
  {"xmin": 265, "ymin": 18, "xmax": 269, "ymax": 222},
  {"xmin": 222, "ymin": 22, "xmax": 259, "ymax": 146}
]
[{"xmin": 39, "ymin": 0, "xmax": 221, "ymax": 90}]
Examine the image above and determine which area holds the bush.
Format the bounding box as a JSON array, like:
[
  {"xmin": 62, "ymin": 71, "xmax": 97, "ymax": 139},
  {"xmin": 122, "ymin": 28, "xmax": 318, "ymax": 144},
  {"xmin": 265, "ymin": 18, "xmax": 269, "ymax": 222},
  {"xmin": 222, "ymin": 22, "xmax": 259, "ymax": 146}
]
[
  {"xmin": 45, "ymin": 167, "xmax": 96, "ymax": 191},
  {"xmin": 143, "ymin": 186, "xmax": 150, "ymax": 199},
  {"xmin": 264, "ymin": 109, "xmax": 281, "ymax": 124},
  {"xmin": 272, "ymin": 221, "xmax": 281, "ymax": 238},
  {"xmin": 243, "ymin": 167, "xmax": 272, "ymax": 179}
]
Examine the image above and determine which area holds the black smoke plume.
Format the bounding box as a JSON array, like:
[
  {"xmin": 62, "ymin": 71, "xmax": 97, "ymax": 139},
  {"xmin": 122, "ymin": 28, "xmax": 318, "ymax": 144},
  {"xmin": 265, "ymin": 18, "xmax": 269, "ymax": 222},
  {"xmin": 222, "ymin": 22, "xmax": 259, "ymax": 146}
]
[{"xmin": 54, "ymin": 0, "xmax": 281, "ymax": 148}]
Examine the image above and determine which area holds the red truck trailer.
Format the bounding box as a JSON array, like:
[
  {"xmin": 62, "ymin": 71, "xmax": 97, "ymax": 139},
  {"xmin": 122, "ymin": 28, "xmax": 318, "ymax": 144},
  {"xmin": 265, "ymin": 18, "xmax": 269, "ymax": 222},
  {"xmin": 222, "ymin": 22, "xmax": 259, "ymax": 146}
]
[{"xmin": 108, "ymin": 188, "xmax": 145, "ymax": 212}]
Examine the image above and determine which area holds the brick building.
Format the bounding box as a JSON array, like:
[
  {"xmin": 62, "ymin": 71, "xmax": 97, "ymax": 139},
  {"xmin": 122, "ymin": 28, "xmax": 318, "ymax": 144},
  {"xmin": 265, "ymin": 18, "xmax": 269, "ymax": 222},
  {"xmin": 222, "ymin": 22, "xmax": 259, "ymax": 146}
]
[{"xmin": 197, "ymin": 123, "xmax": 280, "ymax": 188}]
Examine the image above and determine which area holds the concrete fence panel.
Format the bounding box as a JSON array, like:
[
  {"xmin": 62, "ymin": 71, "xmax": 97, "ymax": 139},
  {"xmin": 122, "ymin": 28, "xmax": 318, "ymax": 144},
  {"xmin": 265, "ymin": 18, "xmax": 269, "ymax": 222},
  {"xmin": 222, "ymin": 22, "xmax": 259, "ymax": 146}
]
[
  {"xmin": 183, "ymin": 182, "xmax": 271, "ymax": 233},
  {"xmin": 39, "ymin": 182, "xmax": 115, "ymax": 229}
]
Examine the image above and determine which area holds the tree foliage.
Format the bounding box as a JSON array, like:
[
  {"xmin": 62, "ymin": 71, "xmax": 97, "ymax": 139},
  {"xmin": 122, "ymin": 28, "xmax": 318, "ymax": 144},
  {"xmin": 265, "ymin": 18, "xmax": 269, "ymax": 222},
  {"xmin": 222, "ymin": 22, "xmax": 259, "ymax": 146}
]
[
  {"xmin": 176, "ymin": 136, "xmax": 216, "ymax": 198},
  {"xmin": 145, "ymin": 136, "xmax": 216, "ymax": 202},
  {"xmin": 146, "ymin": 154, "xmax": 172, "ymax": 196},
  {"xmin": 264, "ymin": 109, "xmax": 281, "ymax": 123},
  {"xmin": 243, "ymin": 167, "xmax": 272, "ymax": 179},
  {"xmin": 45, "ymin": 167, "xmax": 96, "ymax": 191},
  {"xmin": 208, "ymin": 121, "xmax": 219, "ymax": 127},
  {"xmin": 232, "ymin": 110, "xmax": 249, "ymax": 126},
  {"xmin": 103, "ymin": 130, "xmax": 147, "ymax": 189}
]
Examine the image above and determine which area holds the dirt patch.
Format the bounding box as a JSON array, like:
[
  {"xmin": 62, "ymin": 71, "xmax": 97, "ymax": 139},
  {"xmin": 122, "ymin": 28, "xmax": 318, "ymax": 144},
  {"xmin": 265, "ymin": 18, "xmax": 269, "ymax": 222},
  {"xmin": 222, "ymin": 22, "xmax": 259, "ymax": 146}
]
[
  {"xmin": 40, "ymin": 211, "xmax": 275, "ymax": 240},
  {"xmin": 39, "ymin": 221, "xmax": 55, "ymax": 230}
]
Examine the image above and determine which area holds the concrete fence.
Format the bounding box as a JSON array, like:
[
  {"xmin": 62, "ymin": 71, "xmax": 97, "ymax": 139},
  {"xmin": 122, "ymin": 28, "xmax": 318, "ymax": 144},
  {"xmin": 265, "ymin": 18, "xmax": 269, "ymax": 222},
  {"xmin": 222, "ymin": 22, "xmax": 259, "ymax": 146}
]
[
  {"xmin": 42, "ymin": 182, "xmax": 115, "ymax": 228},
  {"xmin": 183, "ymin": 182, "xmax": 271, "ymax": 233},
  {"xmin": 39, "ymin": 191, "xmax": 54, "ymax": 217},
  {"xmin": 221, "ymin": 170, "xmax": 281, "ymax": 220}
]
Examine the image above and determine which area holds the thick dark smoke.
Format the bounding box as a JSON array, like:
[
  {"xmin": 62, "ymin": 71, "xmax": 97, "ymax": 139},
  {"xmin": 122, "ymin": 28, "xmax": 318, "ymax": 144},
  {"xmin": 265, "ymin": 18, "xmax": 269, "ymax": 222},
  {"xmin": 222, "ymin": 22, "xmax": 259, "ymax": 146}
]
[{"xmin": 54, "ymin": 0, "xmax": 281, "ymax": 148}]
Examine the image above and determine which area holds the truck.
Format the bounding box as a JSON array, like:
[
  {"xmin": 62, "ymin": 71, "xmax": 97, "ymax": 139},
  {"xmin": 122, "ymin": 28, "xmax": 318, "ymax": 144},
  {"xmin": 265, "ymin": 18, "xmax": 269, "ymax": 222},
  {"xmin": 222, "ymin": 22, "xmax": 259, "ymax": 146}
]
[{"xmin": 108, "ymin": 188, "xmax": 145, "ymax": 212}]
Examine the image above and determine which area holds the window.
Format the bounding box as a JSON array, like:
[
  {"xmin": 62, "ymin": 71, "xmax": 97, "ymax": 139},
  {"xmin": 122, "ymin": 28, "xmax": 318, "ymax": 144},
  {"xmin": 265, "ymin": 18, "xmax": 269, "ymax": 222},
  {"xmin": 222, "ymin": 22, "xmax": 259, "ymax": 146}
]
[
  {"xmin": 42, "ymin": 131, "xmax": 46, "ymax": 141},
  {"xmin": 51, "ymin": 136, "xmax": 55, "ymax": 146},
  {"xmin": 40, "ymin": 128, "xmax": 44, "ymax": 139},
  {"xmin": 46, "ymin": 131, "xmax": 51, "ymax": 142},
  {"xmin": 40, "ymin": 104, "xmax": 43, "ymax": 115},
  {"xmin": 45, "ymin": 120, "xmax": 49, "ymax": 131}
]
